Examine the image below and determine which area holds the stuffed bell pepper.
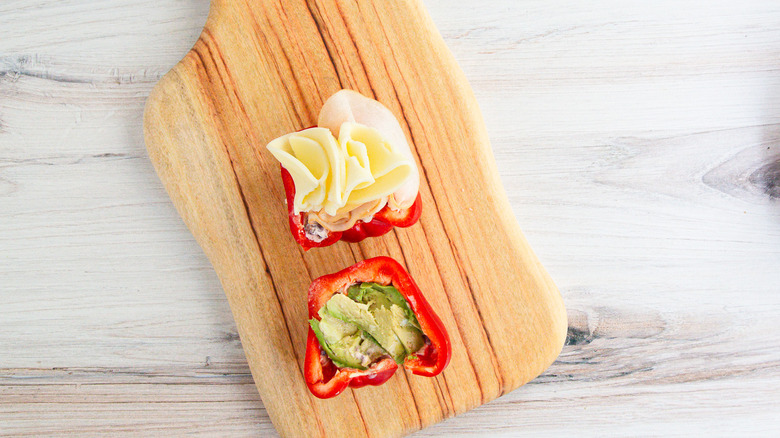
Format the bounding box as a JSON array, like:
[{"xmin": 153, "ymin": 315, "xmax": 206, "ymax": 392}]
[
  {"xmin": 304, "ymin": 257, "xmax": 451, "ymax": 399},
  {"xmin": 267, "ymin": 90, "xmax": 421, "ymax": 250}
]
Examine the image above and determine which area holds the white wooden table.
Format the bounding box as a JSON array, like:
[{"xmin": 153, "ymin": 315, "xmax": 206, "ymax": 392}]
[{"xmin": 2, "ymin": 1, "xmax": 779, "ymax": 436}]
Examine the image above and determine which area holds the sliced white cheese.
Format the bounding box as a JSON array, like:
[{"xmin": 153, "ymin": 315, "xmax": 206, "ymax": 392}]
[
  {"xmin": 266, "ymin": 127, "xmax": 344, "ymax": 215},
  {"xmin": 318, "ymin": 90, "xmax": 420, "ymax": 210},
  {"xmin": 338, "ymin": 122, "xmax": 412, "ymax": 206},
  {"xmin": 266, "ymin": 91, "xmax": 420, "ymax": 229}
]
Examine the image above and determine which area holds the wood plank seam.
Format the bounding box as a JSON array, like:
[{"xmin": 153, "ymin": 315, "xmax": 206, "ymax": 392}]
[
  {"xmin": 303, "ymin": 0, "xmax": 346, "ymax": 90},
  {"xmin": 242, "ymin": 8, "xmax": 308, "ymax": 126}
]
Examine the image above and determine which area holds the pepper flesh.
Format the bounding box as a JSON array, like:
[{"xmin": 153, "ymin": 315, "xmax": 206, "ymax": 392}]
[
  {"xmin": 304, "ymin": 257, "xmax": 451, "ymax": 399},
  {"xmin": 280, "ymin": 167, "xmax": 422, "ymax": 250}
]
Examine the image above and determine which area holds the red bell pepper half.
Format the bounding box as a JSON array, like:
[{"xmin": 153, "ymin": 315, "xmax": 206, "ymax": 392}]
[
  {"xmin": 304, "ymin": 256, "xmax": 451, "ymax": 399},
  {"xmin": 280, "ymin": 166, "xmax": 422, "ymax": 250}
]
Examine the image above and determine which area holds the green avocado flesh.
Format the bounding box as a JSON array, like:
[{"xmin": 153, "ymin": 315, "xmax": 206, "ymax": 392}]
[{"xmin": 310, "ymin": 283, "xmax": 425, "ymax": 369}]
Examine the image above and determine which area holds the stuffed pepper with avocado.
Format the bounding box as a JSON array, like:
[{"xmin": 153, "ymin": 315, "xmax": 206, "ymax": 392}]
[{"xmin": 304, "ymin": 257, "xmax": 451, "ymax": 399}]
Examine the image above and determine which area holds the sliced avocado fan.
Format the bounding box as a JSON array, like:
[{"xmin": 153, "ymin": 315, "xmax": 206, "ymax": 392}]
[{"xmin": 310, "ymin": 283, "xmax": 426, "ymax": 368}]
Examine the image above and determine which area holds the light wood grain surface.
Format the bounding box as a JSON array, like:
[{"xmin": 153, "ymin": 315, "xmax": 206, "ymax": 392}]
[
  {"xmin": 2, "ymin": 0, "xmax": 780, "ymax": 436},
  {"xmin": 143, "ymin": 0, "xmax": 566, "ymax": 435}
]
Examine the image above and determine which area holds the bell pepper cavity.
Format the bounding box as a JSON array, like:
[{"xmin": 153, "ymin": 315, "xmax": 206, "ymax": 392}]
[
  {"xmin": 311, "ymin": 283, "xmax": 425, "ymax": 368},
  {"xmin": 304, "ymin": 257, "xmax": 451, "ymax": 399}
]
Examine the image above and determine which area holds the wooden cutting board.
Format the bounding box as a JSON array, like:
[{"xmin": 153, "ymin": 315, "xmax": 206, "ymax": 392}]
[{"xmin": 143, "ymin": 0, "xmax": 567, "ymax": 436}]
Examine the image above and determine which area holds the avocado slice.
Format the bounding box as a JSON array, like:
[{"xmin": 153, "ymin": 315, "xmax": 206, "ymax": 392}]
[
  {"xmin": 309, "ymin": 318, "xmax": 355, "ymax": 369},
  {"xmin": 317, "ymin": 309, "xmax": 359, "ymax": 344},
  {"xmin": 348, "ymin": 283, "xmax": 421, "ymax": 330},
  {"xmin": 310, "ymin": 310, "xmax": 384, "ymax": 369},
  {"xmin": 328, "ymin": 332, "xmax": 385, "ymax": 369},
  {"xmin": 364, "ymin": 293, "xmax": 424, "ymax": 356},
  {"xmin": 351, "ymin": 286, "xmax": 425, "ymax": 358},
  {"xmin": 325, "ymin": 293, "xmax": 375, "ymax": 327},
  {"xmin": 325, "ymin": 293, "xmax": 406, "ymax": 363},
  {"xmin": 388, "ymin": 304, "xmax": 424, "ymax": 354},
  {"xmin": 378, "ymin": 286, "xmax": 422, "ymax": 331}
]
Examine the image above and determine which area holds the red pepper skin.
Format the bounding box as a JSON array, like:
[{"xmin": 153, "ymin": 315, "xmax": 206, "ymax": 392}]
[
  {"xmin": 304, "ymin": 257, "xmax": 451, "ymax": 398},
  {"xmin": 339, "ymin": 218, "xmax": 392, "ymax": 243},
  {"xmin": 304, "ymin": 330, "xmax": 398, "ymax": 399},
  {"xmin": 280, "ymin": 166, "xmax": 422, "ymax": 250},
  {"xmin": 280, "ymin": 166, "xmax": 341, "ymax": 249}
]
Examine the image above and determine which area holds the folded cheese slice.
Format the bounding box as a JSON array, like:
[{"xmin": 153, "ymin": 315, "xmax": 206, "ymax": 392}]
[
  {"xmin": 318, "ymin": 90, "xmax": 420, "ymax": 210},
  {"xmin": 339, "ymin": 122, "xmax": 412, "ymax": 209},
  {"xmin": 267, "ymin": 90, "xmax": 420, "ymax": 232},
  {"xmin": 267, "ymin": 127, "xmax": 344, "ymax": 215}
]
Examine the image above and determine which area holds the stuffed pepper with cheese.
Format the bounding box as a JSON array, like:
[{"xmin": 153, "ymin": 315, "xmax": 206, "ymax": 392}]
[{"xmin": 267, "ymin": 90, "xmax": 421, "ymax": 250}]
